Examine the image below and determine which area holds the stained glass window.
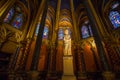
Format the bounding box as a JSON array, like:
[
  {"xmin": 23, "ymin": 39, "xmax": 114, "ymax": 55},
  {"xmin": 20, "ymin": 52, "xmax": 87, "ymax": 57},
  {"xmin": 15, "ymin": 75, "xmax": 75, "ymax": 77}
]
[
  {"xmin": 42, "ymin": 26, "xmax": 49, "ymax": 39},
  {"xmin": 35, "ymin": 24, "xmax": 40, "ymax": 36},
  {"xmin": 58, "ymin": 28, "xmax": 64, "ymax": 40},
  {"xmin": 109, "ymin": 11, "xmax": 120, "ymax": 28},
  {"xmin": 4, "ymin": 6, "xmax": 24, "ymax": 29},
  {"xmin": 81, "ymin": 25, "xmax": 90, "ymax": 38},
  {"xmin": 12, "ymin": 14, "xmax": 23, "ymax": 29},
  {"xmin": 4, "ymin": 8, "xmax": 14, "ymax": 23}
]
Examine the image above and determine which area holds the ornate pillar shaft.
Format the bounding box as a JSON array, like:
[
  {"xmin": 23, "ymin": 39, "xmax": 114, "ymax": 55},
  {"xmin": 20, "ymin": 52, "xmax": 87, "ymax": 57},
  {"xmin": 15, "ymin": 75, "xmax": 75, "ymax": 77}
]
[
  {"xmin": 9, "ymin": 45, "xmax": 21, "ymax": 70},
  {"xmin": 83, "ymin": 0, "xmax": 115, "ymax": 80},
  {"xmin": 80, "ymin": 49, "xmax": 86, "ymax": 73},
  {"xmin": 54, "ymin": 0, "xmax": 61, "ymax": 31},
  {"xmin": 91, "ymin": 48, "xmax": 100, "ymax": 70},
  {"xmin": 56, "ymin": 41, "xmax": 63, "ymax": 72},
  {"xmin": 27, "ymin": 0, "xmax": 45, "ymax": 39},
  {"xmin": 47, "ymin": 0, "xmax": 61, "ymax": 78},
  {"xmin": 75, "ymin": 44, "xmax": 80, "ymax": 72},
  {"xmin": 70, "ymin": 0, "xmax": 78, "ymax": 41},
  {"xmin": 77, "ymin": 47, "xmax": 87, "ymax": 80},
  {"xmin": 18, "ymin": 40, "xmax": 31, "ymax": 70},
  {"xmin": 83, "ymin": 0, "xmax": 110, "ymax": 71},
  {"xmin": 30, "ymin": 0, "xmax": 48, "ymax": 70}
]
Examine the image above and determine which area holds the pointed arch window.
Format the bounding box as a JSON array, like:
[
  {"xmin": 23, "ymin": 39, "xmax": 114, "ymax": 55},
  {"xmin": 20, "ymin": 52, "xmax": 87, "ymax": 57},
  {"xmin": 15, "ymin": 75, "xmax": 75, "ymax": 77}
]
[
  {"xmin": 81, "ymin": 23, "xmax": 93, "ymax": 39},
  {"xmin": 81, "ymin": 25, "xmax": 90, "ymax": 38},
  {"xmin": 109, "ymin": 11, "xmax": 120, "ymax": 29},
  {"xmin": 58, "ymin": 28, "xmax": 64, "ymax": 40},
  {"xmin": 4, "ymin": 6, "xmax": 24, "ymax": 29}
]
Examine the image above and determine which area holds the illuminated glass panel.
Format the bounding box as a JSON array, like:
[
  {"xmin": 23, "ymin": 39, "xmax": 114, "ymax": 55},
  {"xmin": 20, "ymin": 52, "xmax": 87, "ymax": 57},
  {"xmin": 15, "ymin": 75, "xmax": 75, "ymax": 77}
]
[
  {"xmin": 109, "ymin": 11, "xmax": 120, "ymax": 28},
  {"xmin": 42, "ymin": 26, "xmax": 49, "ymax": 39},
  {"xmin": 81, "ymin": 25, "xmax": 90, "ymax": 38},
  {"xmin": 4, "ymin": 8, "xmax": 14, "ymax": 23},
  {"xmin": 12, "ymin": 14, "xmax": 23, "ymax": 28},
  {"xmin": 35, "ymin": 24, "xmax": 40, "ymax": 36},
  {"xmin": 58, "ymin": 28, "xmax": 64, "ymax": 40}
]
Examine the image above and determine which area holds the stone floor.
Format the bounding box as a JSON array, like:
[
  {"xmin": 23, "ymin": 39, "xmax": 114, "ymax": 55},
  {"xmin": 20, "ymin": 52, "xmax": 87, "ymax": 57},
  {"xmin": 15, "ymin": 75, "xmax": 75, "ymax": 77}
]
[{"xmin": 62, "ymin": 75, "xmax": 76, "ymax": 80}]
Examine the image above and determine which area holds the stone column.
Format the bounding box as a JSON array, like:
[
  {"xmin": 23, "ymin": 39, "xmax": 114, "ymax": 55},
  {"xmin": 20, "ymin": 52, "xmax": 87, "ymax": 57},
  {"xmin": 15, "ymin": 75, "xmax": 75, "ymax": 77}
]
[
  {"xmin": 47, "ymin": 42, "xmax": 57, "ymax": 79},
  {"xmin": 70, "ymin": 0, "xmax": 79, "ymax": 41},
  {"xmin": 18, "ymin": 39, "xmax": 31, "ymax": 70},
  {"xmin": 78, "ymin": 48, "xmax": 87, "ymax": 80},
  {"xmin": 9, "ymin": 44, "xmax": 22, "ymax": 70},
  {"xmin": 47, "ymin": 0, "xmax": 61, "ymax": 79},
  {"xmin": 83, "ymin": 0, "xmax": 115, "ymax": 79},
  {"xmin": 90, "ymin": 47, "xmax": 100, "ymax": 70},
  {"xmin": 30, "ymin": 0, "xmax": 48, "ymax": 70},
  {"xmin": 28, "ymin": 0, "xmax": 49, "ymax": 80},
  {"xmin": 55, "ymin": 0, "xmax": 61, "ymax": 30},
  {"xmin": 8, "ymin": 44, "xmax": 22, "ymax": 80}
]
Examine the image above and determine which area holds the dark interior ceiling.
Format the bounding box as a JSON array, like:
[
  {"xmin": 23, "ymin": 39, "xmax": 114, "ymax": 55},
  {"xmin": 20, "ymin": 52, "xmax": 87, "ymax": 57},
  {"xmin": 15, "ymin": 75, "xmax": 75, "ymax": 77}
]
[
  {"xmin": 19, "ymin": 0, "xmax": 109, "ymax": 20},
  {"xmin": 49, "ymin": 0, "xmax": 81, "ymax": 10},
  {"xmin": 19, "ymin": 0, "xmax": 109, "ymax": 11},
  {"xmin": 19, "ymin": 0, "xmax": 107, "ymax": 13}
]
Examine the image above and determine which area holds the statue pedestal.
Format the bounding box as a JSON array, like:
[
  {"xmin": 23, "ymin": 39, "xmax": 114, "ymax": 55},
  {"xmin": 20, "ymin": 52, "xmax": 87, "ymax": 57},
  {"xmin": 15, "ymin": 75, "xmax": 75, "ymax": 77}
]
[
  {"xmin": 62, "ymin": 56, "xmax": 76, "ymax": 80},
  {"xmin": 62, "ymin": 75, "xmax": 76, "ymax": 80}
]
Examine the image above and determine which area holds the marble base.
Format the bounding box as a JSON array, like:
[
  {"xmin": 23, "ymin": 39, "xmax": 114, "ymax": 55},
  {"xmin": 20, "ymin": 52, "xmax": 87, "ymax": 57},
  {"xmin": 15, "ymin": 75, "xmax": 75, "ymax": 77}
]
[
  {"xmin": 62, "ymin": 56, "xmax": 76, "ymax": 80},
  {"xmin": 63, "ymin": 56, "xmax": 74, "ymax": 75}
]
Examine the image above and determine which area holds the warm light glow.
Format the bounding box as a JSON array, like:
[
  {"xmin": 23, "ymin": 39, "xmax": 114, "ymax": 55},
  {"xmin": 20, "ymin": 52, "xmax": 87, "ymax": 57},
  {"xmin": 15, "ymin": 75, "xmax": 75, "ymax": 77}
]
[{"xmin": 91, "ymin": 40, "xmax": 95, "ymax": 48}]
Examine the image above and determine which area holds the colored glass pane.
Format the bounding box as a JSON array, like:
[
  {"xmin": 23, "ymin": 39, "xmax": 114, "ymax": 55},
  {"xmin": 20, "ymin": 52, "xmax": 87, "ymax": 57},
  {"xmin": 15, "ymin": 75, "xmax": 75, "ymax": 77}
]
[
  {"xmin": 58, "ymin": 28, "xmax": 64, "ymax": 40},
  {"xmin": 35, "ymin": 24, "xmax": 40, "ymax": 36},
  {"xmin": 81, "ymin": 25, "xmax": 90, "ymax": 38},
  {"xmin": 42, "ymin": 27, "xmax": 49, "ymax": 39},
  {"xmin": 12, "ymin": 14, "xmax": 23, "ymax": 28},
  {"xmin": 4, "ymin": 8, "xmax": 14, "ymax": 23},
  {"xmin": 109, "ymin": 11, "xmax": 120, "ymax": 28}
]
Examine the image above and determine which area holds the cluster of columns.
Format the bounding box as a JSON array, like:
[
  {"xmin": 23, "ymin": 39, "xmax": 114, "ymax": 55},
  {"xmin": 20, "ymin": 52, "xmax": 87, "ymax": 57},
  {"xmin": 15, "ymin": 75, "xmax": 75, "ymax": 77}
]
[
  {"xmin": 81, "ymin": 0, "xmax": 115, "ymax": 80},
  {"xmin": 17, "ymin": 0, "xmax": 116, "ymax": 80},
  {"xmin": 27, "ymin": 0, "xmax": 49, "ymax": 79},
  {"xmin": 0, "ymin": 0, "xmax": 117, "ymax": 80}
]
